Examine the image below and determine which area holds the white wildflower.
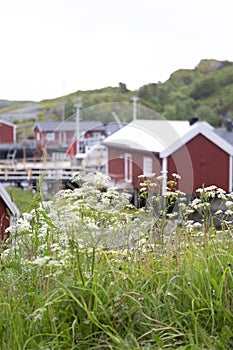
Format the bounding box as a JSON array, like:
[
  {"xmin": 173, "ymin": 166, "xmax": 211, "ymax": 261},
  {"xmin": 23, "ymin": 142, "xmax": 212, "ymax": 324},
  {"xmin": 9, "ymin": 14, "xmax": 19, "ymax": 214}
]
[
  {"xmin": 193, "ymin": 222, "xmax": 203, "ymax": 229},
  {"xmin": 215, "ymin": 210, "xmax": 223, "ymax": 215},
  {"xmin": 191, "ymin": 198, "xmax": 201, "ymax": 208},
  {"xmin": 225, "ymin": 201, "xmax": 233, "ymax": 208},
  {"xmin": 205, "ymin": 185, "xmax": 217, "ymax": 192},
  {"xmin": 47, "ymin": 260, "xmax": 63, "ymax": 267},
  {"xmin": 216, "ymin": 188, "xmax": 226, "ymax": 198},
  {"xmin": 31, "ymin": 256, "xmax": 50, "ymax": 266},
  {"xmin": 178, "ymin": 202, "xmax": 186, "ymax": 208},
  {"xmin": 172, "ymin": 173, "xmax": 181, "ymax": 179}
]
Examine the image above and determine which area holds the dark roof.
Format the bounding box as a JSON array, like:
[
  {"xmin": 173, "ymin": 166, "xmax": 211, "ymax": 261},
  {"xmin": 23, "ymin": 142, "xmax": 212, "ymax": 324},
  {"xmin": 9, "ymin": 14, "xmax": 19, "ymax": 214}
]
[
  {"xmin": 34, "ymin": 121, "xmax": 104, "ymax": 133},
  {"xmin": 215, "ymin": 129, "xmax": 233, "ymax": 146}
]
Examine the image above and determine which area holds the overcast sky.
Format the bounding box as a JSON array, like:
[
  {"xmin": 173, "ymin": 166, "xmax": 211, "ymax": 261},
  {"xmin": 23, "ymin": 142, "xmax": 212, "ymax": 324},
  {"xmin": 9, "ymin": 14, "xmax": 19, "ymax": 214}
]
[{"xmin": 0, "ymin": 0, "xmax": 233, "ymax": 102}]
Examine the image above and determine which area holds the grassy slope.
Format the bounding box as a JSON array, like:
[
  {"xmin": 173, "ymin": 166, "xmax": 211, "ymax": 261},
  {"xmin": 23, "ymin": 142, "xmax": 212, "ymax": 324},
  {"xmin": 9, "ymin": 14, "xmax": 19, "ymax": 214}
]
[{"xmin": 1, "ymin": 59, "xmax": 233, "ymax": 133}]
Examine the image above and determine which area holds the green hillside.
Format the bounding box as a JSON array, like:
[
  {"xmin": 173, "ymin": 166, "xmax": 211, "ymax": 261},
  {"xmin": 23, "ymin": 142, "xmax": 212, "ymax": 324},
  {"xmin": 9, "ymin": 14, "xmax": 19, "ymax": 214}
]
[
  {"xmin": 1, "ymin": 59, "xmax": 233, "ymax": 140},
  {"xmin": 136, "ymin": 59, "xmax": 233, "ymax": 126}
]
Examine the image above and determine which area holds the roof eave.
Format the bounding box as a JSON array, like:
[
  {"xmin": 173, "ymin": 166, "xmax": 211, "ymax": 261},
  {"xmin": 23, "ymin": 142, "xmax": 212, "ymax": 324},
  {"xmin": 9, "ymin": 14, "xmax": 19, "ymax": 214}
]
[
  {"xmin": 104, "ymin": 141, "xmax": 160, "ymax": 156},
  {"xmin": 0, "ymin": 184, "xmax": 20, "ymax": 217}
]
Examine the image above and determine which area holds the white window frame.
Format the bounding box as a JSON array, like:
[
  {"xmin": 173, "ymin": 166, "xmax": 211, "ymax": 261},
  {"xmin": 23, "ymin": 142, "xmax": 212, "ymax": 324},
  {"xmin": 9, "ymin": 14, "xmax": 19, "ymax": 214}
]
[
  {"xmin": 47, "ymin": 132, "xmax": 55, "ymax": 141},
  {"xmin": 143, "ymin": 157, "xmax": 153, "ymax": 176},
  {"xmin": 124, "ymin": 153, "xmax": 132, "ymax": 183},
  {"xmin": 62, "ymin": 132, "xmax": 67, "ymax": 145}
]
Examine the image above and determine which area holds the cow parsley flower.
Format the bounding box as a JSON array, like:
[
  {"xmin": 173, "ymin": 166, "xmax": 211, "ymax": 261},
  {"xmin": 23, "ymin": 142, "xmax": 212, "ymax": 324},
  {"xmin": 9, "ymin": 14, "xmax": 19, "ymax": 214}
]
[
  {"xmin": 225, "ymin": 201, "xmax": 233, "ymax": 208},
  {"xmin": 172, "ymin": 173, "xmax": 181, "ymax": 179},
  {"xmin": 31, "ymin": 256, "xmax": 50, "ymax": 266}
]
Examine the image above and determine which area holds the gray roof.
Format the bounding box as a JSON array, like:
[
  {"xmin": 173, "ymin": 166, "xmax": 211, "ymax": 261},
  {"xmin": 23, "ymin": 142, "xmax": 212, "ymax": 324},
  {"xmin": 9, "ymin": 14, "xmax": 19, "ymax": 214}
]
[
  {"xmin": 215, "ymin": 128, "xmax": 233, "ymax": 146},
  {"xmin": 34, "ymin": 121, "xmax": 104, "ymax": 133}
]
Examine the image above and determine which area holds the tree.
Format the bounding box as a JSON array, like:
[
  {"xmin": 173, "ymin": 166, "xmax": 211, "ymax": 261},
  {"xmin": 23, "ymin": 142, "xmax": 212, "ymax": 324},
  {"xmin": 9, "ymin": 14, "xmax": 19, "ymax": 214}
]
[{"xmin": 118, "ymin": 82, "xmax": 129, "ymax": 94}]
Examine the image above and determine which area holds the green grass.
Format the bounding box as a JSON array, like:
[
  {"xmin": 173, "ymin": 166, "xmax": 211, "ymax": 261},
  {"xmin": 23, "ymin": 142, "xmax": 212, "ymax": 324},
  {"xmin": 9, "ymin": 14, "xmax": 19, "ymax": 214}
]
[
  {"xmin": 6, "ymin": 186, "xmax": 36, "ymax": 213},
  {"xmin": 1, "ymin": 174, "xmax": 233, "ymax": 349}
]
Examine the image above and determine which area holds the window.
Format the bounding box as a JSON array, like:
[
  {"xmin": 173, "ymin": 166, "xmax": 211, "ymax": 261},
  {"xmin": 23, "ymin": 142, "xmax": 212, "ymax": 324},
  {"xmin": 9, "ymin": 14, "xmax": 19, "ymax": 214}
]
[
  {"xmin": 143, "ymin": 157, "xmax": 153, "ymax": 176},
  {"xmin": 47, "ymin": 132, "xmax": 55, "ymax": 141},
  {"xmin": 124, "ymin": 153, "xmax": 132, "ymax": 183}
]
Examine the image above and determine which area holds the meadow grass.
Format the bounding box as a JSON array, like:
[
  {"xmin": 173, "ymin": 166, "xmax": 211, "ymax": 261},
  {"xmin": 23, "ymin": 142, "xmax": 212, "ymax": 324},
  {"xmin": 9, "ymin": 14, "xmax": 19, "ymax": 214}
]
[
  {"xmin": 0, "ymin": 173, "xmax": 233, "ymax": 349},
  {"xmin": 6, "ymin": 186, "xmax": 36, "ymax": 213}
]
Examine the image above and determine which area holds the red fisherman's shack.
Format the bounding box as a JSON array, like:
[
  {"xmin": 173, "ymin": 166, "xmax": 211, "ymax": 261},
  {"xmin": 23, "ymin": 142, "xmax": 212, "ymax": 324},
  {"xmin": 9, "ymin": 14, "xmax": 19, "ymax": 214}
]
[
  {"xmin": 103, "ymin": 119, "xmax": 233, "ymax": 205},
  {"xmin": 0, "ymin": 120, "xmax": 16, "ymax": 144}
]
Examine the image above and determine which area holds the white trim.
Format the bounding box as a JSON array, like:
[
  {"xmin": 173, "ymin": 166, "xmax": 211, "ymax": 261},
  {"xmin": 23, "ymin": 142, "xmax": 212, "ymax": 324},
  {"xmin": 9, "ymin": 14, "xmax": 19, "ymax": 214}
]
[
  {"xmin": 160, "ymin": 123, "xmax": 233, "ymax": 158},
  {"xmin": 105, "ymin": 147, "xmax": 109, "ymax": 175},
  {"xmin": 161, "ymin": 157, "xmax": 167, "ymax": 196},
  {"xmin": 13, "ymin": 126, "xmax": 16, "ymax": 143},
  {"xmin": 229, "ymin": 156, "xmax": 232, "ymax": 192},
  {"xmin": 63, "ymin": 132, "xmax": 67, "ymax": 145},
  {"xmin": 143, "ymin": 156, "xmax": 153, "ymax": 176},
  {"xmin": 124, "ymin": 153, "xmax": 132, "ymax": 183},
  {"xmin": 47, "ymin": 132, "xmax": 55, "ymax": 141},
  {"xmin": 0, "ymin": 119, "xmax": 16, "ymax": 128},
  {"xmin": 0, "ymin": 184, "xmax": 20, "ymax": 217}
]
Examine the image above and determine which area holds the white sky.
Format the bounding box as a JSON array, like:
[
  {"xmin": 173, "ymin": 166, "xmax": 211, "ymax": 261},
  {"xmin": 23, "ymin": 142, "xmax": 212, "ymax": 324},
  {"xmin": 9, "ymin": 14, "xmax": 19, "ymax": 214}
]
[{"xmin": 0, "ymin": 0, "xmax": 233, "ymax": 102}]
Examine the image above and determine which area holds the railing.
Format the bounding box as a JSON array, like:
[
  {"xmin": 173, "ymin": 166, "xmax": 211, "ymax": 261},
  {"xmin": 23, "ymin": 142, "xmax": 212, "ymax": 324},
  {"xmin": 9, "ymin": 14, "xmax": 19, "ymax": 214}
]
[{"xmin": 0, "ymin": 159, "xmax": 82, "ymax": 183}]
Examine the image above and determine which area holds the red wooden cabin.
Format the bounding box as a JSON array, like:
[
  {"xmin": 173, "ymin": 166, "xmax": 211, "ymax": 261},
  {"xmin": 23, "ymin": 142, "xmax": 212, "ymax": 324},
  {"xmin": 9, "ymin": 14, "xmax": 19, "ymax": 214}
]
[
  {"xmin": 0, "ymin": 120, "xmax": 16, "ymax": 144},
  {"xmin": 103, "ymin": 119, "xmax": 233, "ymax": 205}
]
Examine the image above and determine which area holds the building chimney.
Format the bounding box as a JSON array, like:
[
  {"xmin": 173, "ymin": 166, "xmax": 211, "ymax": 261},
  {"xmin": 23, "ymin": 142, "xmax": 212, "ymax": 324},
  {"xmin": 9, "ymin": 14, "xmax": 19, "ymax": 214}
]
[
  {"xmin": 189, "ymin": 116, "xmax": 198, "ymax": 126},
  {"xmin": 226, "ymin": 120, "xmax": 233, "ymax": 132}
]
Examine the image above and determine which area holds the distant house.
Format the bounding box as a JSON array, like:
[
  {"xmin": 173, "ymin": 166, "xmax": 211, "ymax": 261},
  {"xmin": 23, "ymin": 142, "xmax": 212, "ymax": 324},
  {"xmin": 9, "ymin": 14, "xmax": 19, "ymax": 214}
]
[
  {"xmin": 33, "ymin": 121, "xmax": 105, "ymax": 155},
  {"xmin": 103, "ymin": 119, "xmax": 233, "ymax": 205},
  {"xmin": 0, "ymin": 184, "xmax": 20, "ymax": 241},
  {"xmin": 64, "ymin": 122, "xmax": 123, "ymax": 157},
  {"xmin": 0, "ymin": 120, "xmax": 16, "ymax": 144}
]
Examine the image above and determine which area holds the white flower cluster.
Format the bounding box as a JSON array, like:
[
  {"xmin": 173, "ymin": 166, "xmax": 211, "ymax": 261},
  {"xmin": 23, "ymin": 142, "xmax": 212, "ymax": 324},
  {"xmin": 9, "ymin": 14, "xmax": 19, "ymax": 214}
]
[
  {"xmin": 3, "ymin": 173, "xmax": 233, "ymax": 271},
  {"xmin": 2, "ymin": 173, "xmax": 148, "ymax": 268}
]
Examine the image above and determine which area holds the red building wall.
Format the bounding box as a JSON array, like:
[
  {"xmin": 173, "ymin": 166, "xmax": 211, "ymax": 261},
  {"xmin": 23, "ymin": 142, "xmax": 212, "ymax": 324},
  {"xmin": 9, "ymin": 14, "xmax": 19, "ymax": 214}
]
[
  {"xmin": 107, "ymin": 147, "xmax": 162, "ymax": 190},
  {"xmin": 167, "ymin": 134, "xmax": 230, "ymax": 193},
  {"xmin": 0, "ymin": 199, "xmax": 10, "ymax": 241},
  {"xmin": 35, "ymin": 128, "xmax": 104, "ymax": 153},
  {"xmin": 34, "ymin": 128, "xmax": 76, "ymax": 148},
  {"xmin": 0, "ymin": 122, "xmax": 15, "ymax": 143}
]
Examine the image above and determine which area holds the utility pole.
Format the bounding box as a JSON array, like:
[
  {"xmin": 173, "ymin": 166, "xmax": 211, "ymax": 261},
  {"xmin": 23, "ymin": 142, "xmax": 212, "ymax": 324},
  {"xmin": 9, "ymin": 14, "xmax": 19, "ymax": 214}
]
[
  {"xmin": 131, "ymin": 96, "xmax": 140, "ymax": 121},
  {"xmin": 61, "ymin": 99, "xmax": 65, "ymax": 121},
  {"xmin": 61, "ymin": 80, "xmax": 66, "ymax": 121}
]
